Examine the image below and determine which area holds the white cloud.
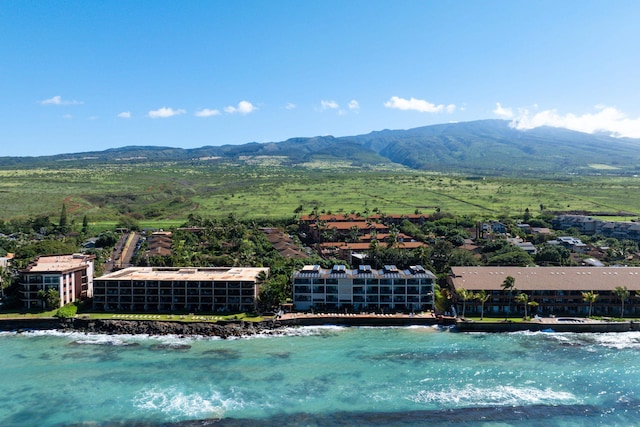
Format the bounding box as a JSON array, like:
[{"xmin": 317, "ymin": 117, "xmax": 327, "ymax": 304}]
[
  {"xmin": 384, "ymin": 96, "xmax": 455, "ymax": 113},
  {"xmin": 224, "ymin": 100, "xmax": 256, "ymax": 114},
  {"xmin": 507, "ymin": 105, "xmax": 640, "ymax": 138},
  {"xmin": 63, "ymin": 114, "xmax": 73, "ymax": 119},
  {"xmin": 117, "ymin": 111, "xmax": 131, "ymax": 119},
  {"xmin": 320, "ymin": 100, "xmax": 339, "ymax": 111},
  {"xmin": 493, "ymin": 102, "xmax": 514, "ymax": 119},
  {"xmin": 348, "ymin": 100, "xmax": 360, "ymax": 111},
  {"xmin": 195, "ymin": 108, "xmax": 221, "ymax": 117},
  {"xmin": 148, "ymin": 107, "xmax": 186, "ymax": 118},
  {"xmin": 285, "ymin": 102, "xmax": 296, "ymax": 110},
  {"xmin": 40, "ymin": 95, "xmax": 83, "ymax": 105}
]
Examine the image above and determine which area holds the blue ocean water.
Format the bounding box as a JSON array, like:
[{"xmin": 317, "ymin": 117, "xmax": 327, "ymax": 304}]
[{"xmin": 1, "ymin": 326, "xmax": 639, "ymax": 426}]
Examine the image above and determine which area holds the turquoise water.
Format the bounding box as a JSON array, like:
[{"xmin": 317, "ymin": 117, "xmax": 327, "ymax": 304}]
[{"xmin": 1, "ymin": 326, "xmax": 640, "ymax": 426}]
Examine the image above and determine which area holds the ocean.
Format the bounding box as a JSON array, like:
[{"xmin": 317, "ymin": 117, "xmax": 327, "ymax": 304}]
[{"xmin": 1, "ymin": 326, "xmax": 639, "ymax": 426}]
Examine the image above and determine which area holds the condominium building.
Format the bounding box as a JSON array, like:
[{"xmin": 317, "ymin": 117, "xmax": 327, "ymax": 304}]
[
  {"xmin": 292, "ymin": 264, "xmax": 436, "ymax": 312},
  {"xmin": 93, "ymin": 266, "xmax": 269, "ymax": 313},
  {"xmin": 448, "ymin": 266, "xmax": 640, "ymax": 317},
  {"xmin": 19, "ymin": 254, "xmax": 95, "ymax": 309}
]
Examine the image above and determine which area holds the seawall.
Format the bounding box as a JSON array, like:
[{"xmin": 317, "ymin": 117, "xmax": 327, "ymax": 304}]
[
  {"xmin": 456, "ymin": 318, "xmax": 637, "ymax": 333},
  {"xmin": 276, "ymin": 314, "xmax": 456, "ymax": 327}
]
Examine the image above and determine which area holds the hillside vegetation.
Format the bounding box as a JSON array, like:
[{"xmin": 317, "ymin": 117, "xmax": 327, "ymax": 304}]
[
  {"xmin": 1, "ymin": 164, "xmax": 639, "ymax": 226},
  {"xmin": 2, "ymin": 120, "xmax": 640, "ymax": 176},
  {"xmin": 1, "ymin": 120, "xmax": 639, "ymax": 225}
]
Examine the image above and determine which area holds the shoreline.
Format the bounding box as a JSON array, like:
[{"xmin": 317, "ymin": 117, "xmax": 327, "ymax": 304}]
[
  {"xmin": 456, "ymin": 317, "xmax": 638, "ymax": 333},
  {"xmin": 0, "ymin": 314, "xmax": 636, "ymax": 336}
]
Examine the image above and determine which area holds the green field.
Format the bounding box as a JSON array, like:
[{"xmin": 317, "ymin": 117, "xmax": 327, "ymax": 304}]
[{"xmin": 2, "ymin": 162, "xmax": 640, "ymax": 226}]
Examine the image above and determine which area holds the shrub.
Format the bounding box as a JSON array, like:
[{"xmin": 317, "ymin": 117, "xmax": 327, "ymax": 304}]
[{"xmin": 56, "ymin": 303, "xmax": 78, "ymax": 319}]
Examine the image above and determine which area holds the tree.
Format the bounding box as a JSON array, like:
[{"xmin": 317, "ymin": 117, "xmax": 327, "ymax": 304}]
[
  {"xmin": 456, "ymin": 288, "xmax": 473, "ymax": 318},
  {"xmin": 613, "ymin": 286, "xmax": 630, "ymax": 318},
  {"xmin": 501, "ymin": 276, "xmax": 516, "ymax": 320},
  {"xmin": 528, "ymin": 300, "xmax": 539, "ymax": 316},
  {"xmin": 348, "ymin": 225, "xmax": 360, "ymax": 243},
  {"xmin": 37, "ymin": 288, "xmax": 60, "ymax": 311},
  {"xmin": 535, "ymin": 244, "xmax": 572, "ymax": 266},
  {"xmin": 434, "ymin": 285, "xmax": 451, "ymax": 314},
  {"xmin": 514, "ymin": 292, "xmax": 530, "ymax": 319},
  {"xmin": 0, "ymin": 266, "xmax": 12, "ymax": 299},
  {"xmin": 81, "ymin": 215, "xmax": 89, "ymax": 234},
  {"xmin": 58, "ymin": 204, "xmax": 68, "ymax": 233},
  {"xmin": 486, "ymin": 250, "xmax": 534, "ymax": 266},
  {"xmin": 582, "ymin": 291, "xmax": 599, "ymax": 317},
  {"xmin": 475, "ymin": 290, "xmax": 491, "ymax": 320}
]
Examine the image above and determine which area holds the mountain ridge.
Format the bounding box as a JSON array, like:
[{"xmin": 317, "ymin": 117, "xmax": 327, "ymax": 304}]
[{"xmin": 2, "ymin": 119, "xmax": 639, "ymax": 175}]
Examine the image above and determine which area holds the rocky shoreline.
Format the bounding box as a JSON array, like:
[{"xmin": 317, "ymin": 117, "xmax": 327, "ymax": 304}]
[
  {"xmin": 0, "ymin": 317, "xmax": 285, "ymax": 339},
  {"xmin": 1, "ymin": 315, "xmax": 637, "ymax": 336}
]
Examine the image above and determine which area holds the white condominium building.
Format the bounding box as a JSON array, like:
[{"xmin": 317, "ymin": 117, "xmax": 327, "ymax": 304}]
[{"xmin": 292, "ymin": 264, "xmax": 435, "ymax": 312}]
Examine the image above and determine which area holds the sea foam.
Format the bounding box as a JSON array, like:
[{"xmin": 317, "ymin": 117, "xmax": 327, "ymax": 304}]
[
  {"xmin": 134, "ymin": 386, "xmax": 247, "ymax": 421},
  {"xmin": 410, "ymin": 384, "xmax": 577, "ymax": 407}
]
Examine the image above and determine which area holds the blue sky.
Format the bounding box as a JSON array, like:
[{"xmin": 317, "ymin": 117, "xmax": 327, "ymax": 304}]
[{"xmin": 2, "ymin": 0, "xmax": 640, "ymax": 156}]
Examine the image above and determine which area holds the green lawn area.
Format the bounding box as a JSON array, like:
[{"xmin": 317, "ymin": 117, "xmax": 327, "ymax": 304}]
[{"xmin": 0, "ymin": 309, "xmax": 266, "ymax": 322}]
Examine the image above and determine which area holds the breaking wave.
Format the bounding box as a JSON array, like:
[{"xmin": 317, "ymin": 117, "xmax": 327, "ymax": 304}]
[
  {"xmin": 133, "ymin": 386, "xmax": 248, "ymax": 421},
  {"xmin": 410, "ymin": 384, "xmax": 577, "ymax": 407}
]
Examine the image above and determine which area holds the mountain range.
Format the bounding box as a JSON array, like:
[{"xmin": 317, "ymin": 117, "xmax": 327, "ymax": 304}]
[{"xmin": 3, "ymin": 119, "xmax": 640, "ymax": 176}]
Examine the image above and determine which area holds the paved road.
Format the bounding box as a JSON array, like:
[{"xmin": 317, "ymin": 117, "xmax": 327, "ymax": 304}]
[{"xmin": 103, "ymin": 232, "xmax": 140, "ymax": 273}]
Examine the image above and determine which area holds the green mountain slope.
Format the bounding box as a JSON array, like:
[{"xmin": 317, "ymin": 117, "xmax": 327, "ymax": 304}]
[
  {"xmin": 343, "ymin": 120, "xmax": 640, "ymax": 174},
  {"xmin": 2, "ymin": 120, "xmax": 639, "ymax": 175}
]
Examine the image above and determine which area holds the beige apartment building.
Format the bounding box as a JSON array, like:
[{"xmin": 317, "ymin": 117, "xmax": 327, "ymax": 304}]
[
  {"xmin": 20, "ymin": 254, "xmax": 95, "ymax": 309},
  {"xmin": 93, "ymin": 266, "xmax": 269, "ymax": 313}
]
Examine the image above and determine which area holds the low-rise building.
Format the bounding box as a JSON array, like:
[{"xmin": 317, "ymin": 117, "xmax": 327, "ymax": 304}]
[
  {"xmin": 19, "ymin": 254, "xmax": 95, "ymax": 309},
  {"xmin": 93, "ymin": 266, "xmax": 268, "ymax": 313},
  {"xmin": 448, "ymin": 266, "xmax": 640, "ymax": 317},
  {"xmin": 292, "ymin": 264, "xmax": 435, "ymax": 312},
  {"xmin": 549, "ymin": 236, "xmax": 590, "ymax": 253}
]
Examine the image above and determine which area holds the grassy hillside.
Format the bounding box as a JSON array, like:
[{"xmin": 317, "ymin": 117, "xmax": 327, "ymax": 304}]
[{"xmin": 1, "ymin": 163, "xmax": 639, "ymax": 226}]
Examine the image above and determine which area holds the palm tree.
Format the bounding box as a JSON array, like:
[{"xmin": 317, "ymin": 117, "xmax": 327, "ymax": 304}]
[
  {"xmin": 501, "ymin": 276, "xmax": 516, "ymax": 320},
  {"xmin": 0, "ymin": 266, "xmax": 12, "ymax": 299},
  {"xmin": 475, "ymin": 290, "xmax": 491, "ymax": 320},
  {"xmin": 456, "ymin": 288, "xmax": 473, "ymax": 318},
  {"xmin": 528, "ymin": 300, "xmax": 539, "ymax": 317},
  {"xmin": 515, "ymin": 292, "xmax": 529, "ymax": 319},
  {"xmin": 582, "ymin": 291, "xmax": 599, "ymax": 318},
  {"xmin": 348, "ymin": 225, "xmax": 360, "ymax": 243},
  {"xmin": 613, "ymin": 286, "xmax": 630, "ymax": 318}
]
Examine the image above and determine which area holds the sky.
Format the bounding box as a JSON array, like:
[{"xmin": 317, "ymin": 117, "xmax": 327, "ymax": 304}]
[{"xmin": 2, "ymin": 0, "xmax": 640, "ymax": 156}]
